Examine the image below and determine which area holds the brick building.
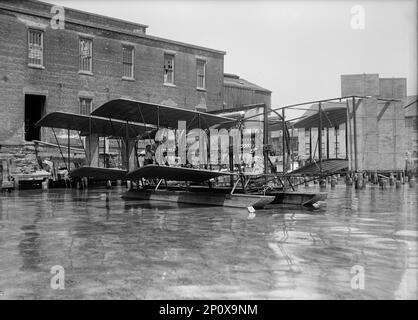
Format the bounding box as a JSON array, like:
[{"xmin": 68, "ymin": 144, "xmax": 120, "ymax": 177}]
[{"xmin": 0, "ymin": 0, "xmax": 228, "ymax": 172}]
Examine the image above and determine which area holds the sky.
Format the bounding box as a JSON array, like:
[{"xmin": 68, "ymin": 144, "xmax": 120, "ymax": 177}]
[{"xmin": 47, "ymin": 0, "xmax": 417, "ymax": 117}]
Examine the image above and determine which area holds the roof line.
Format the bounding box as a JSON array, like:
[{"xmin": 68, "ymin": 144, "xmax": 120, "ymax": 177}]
[
  {"xmin": 0, "ymin": 2, "xmax": 226, "ymax": 55},
  {"xmin": 223, "ymin": 83, "xmax": 272, "ymax": 93},
  {"xmin": 37, "ymin": 0, "xmax": 148, "ymax": 28}
]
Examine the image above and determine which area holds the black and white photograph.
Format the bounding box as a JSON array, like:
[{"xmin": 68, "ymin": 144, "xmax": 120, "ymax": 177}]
[{"xmin": 0, "ymin": 0, "xmax": 417, "ymax": 304}]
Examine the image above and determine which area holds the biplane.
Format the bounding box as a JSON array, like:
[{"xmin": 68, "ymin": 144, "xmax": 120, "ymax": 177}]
[{"xmin": 36, "ymin": 98, "xmax": 326, "ymax": 210}]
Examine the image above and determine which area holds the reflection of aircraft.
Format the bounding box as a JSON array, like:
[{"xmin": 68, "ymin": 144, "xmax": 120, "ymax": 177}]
[{"xmin": 36, "ymin": 99, "xmax": 324, "ymax": 210}]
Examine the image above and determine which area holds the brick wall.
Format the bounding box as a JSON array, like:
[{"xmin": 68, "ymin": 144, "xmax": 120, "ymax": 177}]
[
  {"xmin": 0, "ymin": 2, "xmax": 225, "ymax": 145},
  {"xmin": 0, "ymin": 1, "xmax": 225, "ymax": 172}
]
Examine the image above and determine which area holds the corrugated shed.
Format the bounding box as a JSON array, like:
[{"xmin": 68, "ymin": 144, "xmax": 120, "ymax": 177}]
[{"xmin": 223, "ymin": 74, "xmax": 271, "ymax": 110}]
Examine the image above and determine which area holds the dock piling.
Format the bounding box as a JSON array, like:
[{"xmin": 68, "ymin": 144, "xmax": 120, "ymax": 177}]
[
  {"xmin": 355, "ymin": 173, "xmax": 364, "ymax": 189},
  {"xmin": 42, "ymin": 179, "xmax": 49, "ymax": 191},
  {"xmin": 331, "ymin": 176, "xmax": 337, "ymax": 188},
  {"xmin": 372, "ymin": 171, "xmax": 378, "ymax": 184},
  {"xmin": 379, "ymin": 178, "xmax": 387, "ymax": 189},
  {"xmin": 346, "ymin": 174, "xmax": 353, "ymax": 186},
  {"xmin": 389, "ymin": 173, "xmax": 394, "ymax": 186}
]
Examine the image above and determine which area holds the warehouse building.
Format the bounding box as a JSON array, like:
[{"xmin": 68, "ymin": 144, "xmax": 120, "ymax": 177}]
[
  {"xmin": 0, "ymin": 0, "xmax": 225, "ymax": 145},
  {"xmin": 222, "ymin": 73, "xmax": 271, "ymax": 110},
  {"xmin": 0, "ymin": 0, "xmax": 260, "ymax": 175},
  {"xmin": 0, "ymin": 1, "xmax": 274, "ymax": 176}
]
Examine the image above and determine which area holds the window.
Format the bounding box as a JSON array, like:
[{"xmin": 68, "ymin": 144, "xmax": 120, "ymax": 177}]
[
  {"xmin": 28, "ymin": 29, "xmax": 43, "ymax": 67},
  {"xmin": 334, "ymin": 125, "xmax": 340, "ymax": 136},
  {"xmin": 321, "ymin": 143, "xmax": 326, "ymax": 156},
  {"xmin": 163, "ymin": 54, "xmax": 174, "ymax": 85},
  {"xmin": 305, "ymin": 128, "xmax": 310, "ymax": 137},
  {"xmin": 196, "ymin": 59, "xmax": 206, "ymax": 89},
  {"xmin": 79, "ymin": 37, "xmax": 93, "ymax": 73},
  {"xmin": 80, "ymin": 98, "xmax": 92, "ymax": 115},
  {"xmin": 305, "ymin": 143, "xmax": 310, "ymax": 155},
  {"xmin": 122, "ymin": 46, "xmax": 134, "ymax": 79}
]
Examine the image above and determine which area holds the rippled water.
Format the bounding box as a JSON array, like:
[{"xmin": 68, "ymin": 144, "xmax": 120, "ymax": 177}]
[{"xmin": 0, "ymin": 183, "xmax": 417, "ymax": 299}]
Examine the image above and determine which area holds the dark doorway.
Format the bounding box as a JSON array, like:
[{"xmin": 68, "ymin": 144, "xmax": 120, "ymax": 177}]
[{"xmin": 25, "ymin": 95, "xmax": 45, "ymax": 141}]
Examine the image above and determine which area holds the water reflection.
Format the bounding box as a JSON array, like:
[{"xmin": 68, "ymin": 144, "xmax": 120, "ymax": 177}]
[
  {"xmin": 0, "ymin": 185, "xmax": 417, "ymax": 299},
  {"xmin": 18, "ymin": 206, "xmax": 42, "ymax": 271}
]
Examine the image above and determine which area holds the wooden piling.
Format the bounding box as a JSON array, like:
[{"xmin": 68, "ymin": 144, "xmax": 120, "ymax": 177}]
[
  {"xmin": 355, "ymin": 173, "xmax": 364, "ymax": 189},
  {"xmin": 346, "ymin": 174, "xmax": 353, "ymax": 186},
  {"xmin": 331, "ymin": 176, "xmax": 337, "ymax": 188},
  {"xmin": 42, "ymin": 179, "xmax": 49, "ymax": 191},
  {"xmin": 389, "ymin": 173, "xmax": 394, "ymax": 186},
  {"xmin": 0, "ymin": 162, "xmax": 3, "ymax": 190}
]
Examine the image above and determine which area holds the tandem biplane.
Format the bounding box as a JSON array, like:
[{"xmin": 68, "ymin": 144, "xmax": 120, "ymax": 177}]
[{"xmin": 36, "ymin": 98, "xmax": 326, "ymax": 210}]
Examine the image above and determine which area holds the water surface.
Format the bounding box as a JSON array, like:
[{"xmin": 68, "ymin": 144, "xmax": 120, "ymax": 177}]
[{"xmin": 0, "ymin": 184, "xmax": 417, "ymax": 299}]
